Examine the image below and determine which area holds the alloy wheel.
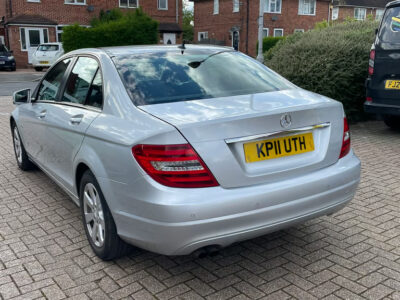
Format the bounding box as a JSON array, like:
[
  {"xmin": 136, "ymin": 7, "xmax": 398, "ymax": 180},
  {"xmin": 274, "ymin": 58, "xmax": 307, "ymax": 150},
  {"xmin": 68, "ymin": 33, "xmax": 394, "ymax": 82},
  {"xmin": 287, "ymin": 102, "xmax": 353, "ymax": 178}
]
[
  {"xmin": 13, "ymin": 127, "xmax": 22, "ymax": 164},
  {"xmin": 83, "ymin": 183, "xmax": 105, "ymax": 247}
]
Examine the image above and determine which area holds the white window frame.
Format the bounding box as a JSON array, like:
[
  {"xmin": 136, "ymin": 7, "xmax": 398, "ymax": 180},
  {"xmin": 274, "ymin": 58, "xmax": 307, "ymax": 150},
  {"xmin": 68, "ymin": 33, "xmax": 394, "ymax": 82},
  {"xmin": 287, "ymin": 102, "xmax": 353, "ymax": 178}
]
[
  {"xmin": 332, "ymin": 7, "xmax": 339, "ymax": 20},
  {"xmin": 375, "ymin": 9, "xmax": 384, "ymax": 21},
  {"xmin": 294, "ymin": 28, "xmax": 304, "ymax": 33},
  {"xmin": 264, "ymin": 0, "xmax": 281, "ymax": 14},
  {"xmin": 119, "ymin": 0, "xmax": 139, "ymax": 8},
  {"xmin": 27, "ymin": 0, "xmax": 41, "ymax": 3},
  {"xmin": 298, "ymin": 0, "xmax": 316, "ymax": 16},
  {"xmin": 198, "ymin": 31, "xmax": 208, "ymax": 41},
  {"xmin": 233, "ymin": 0, "xmax": 239, "ymax": 12},
  {"xmin": 0, "ymin": 36, "xmax": 4, "ymax": 45},
  {"xmin": 263, "ymin": 28, "xmax": 269, "ymax": 38},
  {"xmin": 273, "ymin": 28, "xmax": 284, "ymax": 37},
  {"xmin": 158, "ymin": 0, "xmax": 168, "ymax": 10},
  {"xmin": 19, "ymin": 27, "xmax": 48, "ymax": 51},
  {"xmin": 354, "ymin": 7, "xmax": 366, "ymax": 20},
  {"xmin": 214, "ymin": 0, "xmax": 219, "ymax": 14},
  {"xmin": 64, "ymin": 0, "xmax": 86, "ymax": 5}
]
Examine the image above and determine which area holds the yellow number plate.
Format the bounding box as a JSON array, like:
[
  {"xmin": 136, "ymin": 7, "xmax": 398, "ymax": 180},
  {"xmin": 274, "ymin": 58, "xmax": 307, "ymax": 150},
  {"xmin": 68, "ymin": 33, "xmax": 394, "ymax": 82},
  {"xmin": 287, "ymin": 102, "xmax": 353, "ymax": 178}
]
[
  {"xmin": 385, "ymin": 80, "xmax": 400, "ymax": 90},
  {"xmin": 39, "ymin": 61, "xmax": 49, "ymax": 64},
  {"xmin": 244, "ymin": 133, "xmax": 315, "ymax": 163}
]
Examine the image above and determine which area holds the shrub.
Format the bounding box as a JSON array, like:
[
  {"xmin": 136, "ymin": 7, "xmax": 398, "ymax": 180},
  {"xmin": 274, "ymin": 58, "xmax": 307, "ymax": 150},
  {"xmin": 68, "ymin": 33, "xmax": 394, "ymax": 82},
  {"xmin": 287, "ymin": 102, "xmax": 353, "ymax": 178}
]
[
  {"xmin": 62, "ymin": 8, "xmax": 158, "ymax": 52},
  {"xmin": 265, "ymin": 21, "xmax": 378, "ymax": 121},
  {"xmin": 257, "ymin": 36, "xmax": 285, "ymax": 54}
]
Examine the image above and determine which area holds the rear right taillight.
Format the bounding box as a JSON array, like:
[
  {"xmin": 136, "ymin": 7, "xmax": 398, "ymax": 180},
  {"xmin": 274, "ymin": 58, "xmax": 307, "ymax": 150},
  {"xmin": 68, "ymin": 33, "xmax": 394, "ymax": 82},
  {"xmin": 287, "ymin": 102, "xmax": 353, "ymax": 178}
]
[
  {"xmin": 368, "ymin": 49, "xmax": 375, "ymax": 76},
  {"xmin": 339, "ymin": 117, "xmax": 351, "ymax": 159},
  {"xmin": 132, "ymin": 144, "xmax": 219, "ymax": 188}
]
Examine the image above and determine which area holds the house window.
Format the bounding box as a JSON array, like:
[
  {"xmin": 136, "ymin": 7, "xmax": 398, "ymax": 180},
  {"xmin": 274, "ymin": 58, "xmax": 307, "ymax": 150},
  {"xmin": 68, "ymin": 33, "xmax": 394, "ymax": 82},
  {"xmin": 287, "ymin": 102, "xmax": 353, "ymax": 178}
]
[
  {"xmin": 264, "ymin": 0, "xmax": 281, "ymax": 13},
  {"xmin": 274, "ymin": 28, "xmax": 283, "ymax": 37},
  {"xmin": 64, "ymin": 0, "xmax": 86, "ymax": 5},
  {"xmin": 198, "ymin": 32, "xmax": 208, "ymax": 41},
  {"xmin": 0, "ymin": 36, "xmax": 5, "ymax": 45},
  {"xmin": 233, "ymin": 0, "xmax": 239, "ymax": 12},
  {"xmin": 298, "ymin": 0, "xmax": 316, "ymax": 15},
  {"xmin": 158, "ymin": 0, "xmax": 167, "ymax": 10},
  {"xmin": 354, "ymin": 7, "xmax": 366, "ymax": 20},
  {"xmin": 332, "ymin": 7, "xmax": 339, "ymax": 20},
  {"xmin": 20, "ymin": 28, "xmax": 27, "ymax": 50},
  {"xmin": 214, "ymin": 0, "xmax": 219, "ymax": 14},
  {"xmin": 294, "ymin": 29, "xmax": 304, "ymax": 33},
  {"xmin": 376, "ymin": 9, "xmax": 384, "ymax": 21},
  {"xmin": 119, "ymin": 0, "xmax": 138, "ymax": 8},
  {"xmin": 263, "ymin": 28, "xmax": 269, "ymax": 37},
  {"xmin": 27, "ymin": 0, "xmax": 41, "ymax": 2}
]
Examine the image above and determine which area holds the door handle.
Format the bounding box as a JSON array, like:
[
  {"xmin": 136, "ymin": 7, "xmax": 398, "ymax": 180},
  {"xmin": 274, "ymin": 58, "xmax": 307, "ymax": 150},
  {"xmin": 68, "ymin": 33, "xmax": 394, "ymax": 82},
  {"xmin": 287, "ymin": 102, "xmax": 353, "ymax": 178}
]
[
  {"xmin": 70, "ymin": 114, "xmax": 83, "ymax": 125},
  {"xmin": 37, "ymin": 110, "xmax": 46, "ymax": 119}
]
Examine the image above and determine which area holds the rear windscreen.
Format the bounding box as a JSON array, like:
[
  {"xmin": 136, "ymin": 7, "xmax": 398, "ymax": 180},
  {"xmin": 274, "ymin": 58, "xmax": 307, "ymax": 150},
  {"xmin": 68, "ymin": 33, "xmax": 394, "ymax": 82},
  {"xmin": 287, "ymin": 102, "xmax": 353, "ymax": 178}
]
[
  {"xmin": 113, "ymin": 50, "xmax": 293, "ymax": 106},
  {"xmin": 379, "ymin": 6, "xmax": 400, "ymax": 43},
  {"xmin": 38, "ymin": 45, "xmax": 59, "ymax": 51}
]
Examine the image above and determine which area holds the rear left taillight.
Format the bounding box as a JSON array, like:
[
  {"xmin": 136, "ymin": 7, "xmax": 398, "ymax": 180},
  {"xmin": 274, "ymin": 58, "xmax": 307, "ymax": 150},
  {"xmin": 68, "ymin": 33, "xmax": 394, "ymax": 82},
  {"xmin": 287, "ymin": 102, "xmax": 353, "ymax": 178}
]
[
  {"xmin": 132, "ymin": 144, "xmax": 219, "ymax": 188},
  {"xmin": 339, "ymin": 117, "xmax": 351, "ymax": 159},
  {"xmin": 368, "ymin": 49, "xmax": 375, "ymax": 76}
]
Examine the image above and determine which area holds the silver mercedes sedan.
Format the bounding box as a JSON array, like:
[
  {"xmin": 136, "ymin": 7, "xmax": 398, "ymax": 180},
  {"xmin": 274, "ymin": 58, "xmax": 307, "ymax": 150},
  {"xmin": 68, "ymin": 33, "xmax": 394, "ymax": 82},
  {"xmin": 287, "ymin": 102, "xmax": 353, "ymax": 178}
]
[{"xmin": 10, "ymin": 45, "xmax": 361, "ymax": 260}]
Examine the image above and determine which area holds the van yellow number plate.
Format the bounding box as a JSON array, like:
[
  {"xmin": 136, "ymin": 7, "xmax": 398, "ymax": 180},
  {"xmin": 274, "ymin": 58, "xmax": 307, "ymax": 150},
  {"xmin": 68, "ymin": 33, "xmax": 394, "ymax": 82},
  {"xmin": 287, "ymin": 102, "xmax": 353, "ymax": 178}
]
[
  {"xmin": 385, "ymin": 80, "xmax": 400, "ymax": 90},
  {"xmin": 244, "ymin": 133, "xmax": 315, "ymax": 163}
]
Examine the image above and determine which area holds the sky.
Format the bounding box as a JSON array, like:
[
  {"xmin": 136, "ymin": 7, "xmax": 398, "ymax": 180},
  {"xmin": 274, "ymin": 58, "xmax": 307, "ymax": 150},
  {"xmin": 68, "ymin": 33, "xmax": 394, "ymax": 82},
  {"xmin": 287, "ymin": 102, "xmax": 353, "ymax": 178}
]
[{"xmin": 183, "ymin": 0, "xmax": 194, "ymax": 11}]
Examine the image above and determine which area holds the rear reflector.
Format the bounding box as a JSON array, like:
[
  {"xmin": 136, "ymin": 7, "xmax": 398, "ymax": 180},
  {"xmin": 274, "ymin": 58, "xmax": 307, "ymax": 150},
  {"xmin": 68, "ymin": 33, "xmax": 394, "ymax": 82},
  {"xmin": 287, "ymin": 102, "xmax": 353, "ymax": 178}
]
[
  {"xmin": 368, "ymin": 50, "xmax": 375, "ymax": 76},
  {"xmin": 132, "ymin": 144, "xmax": 219, "ymax": 188},
  {"xmin": 339, "ymin": 117, "xmax": 351, "ymax": 159},
  {"xmin": 366, "ymin": 97, "xmax": 373, "ymax": 102}
]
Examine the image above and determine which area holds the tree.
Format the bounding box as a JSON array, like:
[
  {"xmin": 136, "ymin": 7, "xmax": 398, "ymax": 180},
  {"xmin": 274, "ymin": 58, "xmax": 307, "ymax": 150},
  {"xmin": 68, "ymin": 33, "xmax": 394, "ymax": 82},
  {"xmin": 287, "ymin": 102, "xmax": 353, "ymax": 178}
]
[{"xmin": 183, "ymin": 8, "xmax": 194, "ymax": 42}]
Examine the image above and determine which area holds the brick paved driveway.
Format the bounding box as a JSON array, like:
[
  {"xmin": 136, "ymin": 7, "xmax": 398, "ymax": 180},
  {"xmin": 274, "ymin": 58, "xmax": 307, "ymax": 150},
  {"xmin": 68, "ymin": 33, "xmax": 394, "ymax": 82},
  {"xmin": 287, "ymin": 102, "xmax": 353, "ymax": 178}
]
[{"xmin": 1, "ymin": 96, "xmax": 399, "ymax": 300}]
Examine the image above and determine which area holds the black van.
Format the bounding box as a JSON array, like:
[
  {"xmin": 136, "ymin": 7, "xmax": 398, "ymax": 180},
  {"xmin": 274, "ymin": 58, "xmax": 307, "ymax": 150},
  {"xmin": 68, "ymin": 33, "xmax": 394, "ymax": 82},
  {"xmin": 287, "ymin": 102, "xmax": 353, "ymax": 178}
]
[{"xmin": 365, "ymin": 0, "xmax": 400, "ymax": 129}]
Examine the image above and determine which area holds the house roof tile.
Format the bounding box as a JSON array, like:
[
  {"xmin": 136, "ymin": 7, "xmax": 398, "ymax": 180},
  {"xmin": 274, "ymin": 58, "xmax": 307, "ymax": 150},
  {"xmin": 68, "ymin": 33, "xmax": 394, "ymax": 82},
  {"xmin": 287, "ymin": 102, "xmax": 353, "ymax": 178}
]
[{"xmin": 6, "ymin": 14, "xmax": 57, "ymax": 25}]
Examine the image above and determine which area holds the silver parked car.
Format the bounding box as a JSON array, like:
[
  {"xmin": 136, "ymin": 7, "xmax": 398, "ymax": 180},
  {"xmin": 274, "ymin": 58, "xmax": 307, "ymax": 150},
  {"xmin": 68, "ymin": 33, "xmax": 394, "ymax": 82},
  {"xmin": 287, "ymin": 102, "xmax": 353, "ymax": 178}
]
[{"xmin": 10, "ymin": 45, "xmax": 361, "ymax": 260}]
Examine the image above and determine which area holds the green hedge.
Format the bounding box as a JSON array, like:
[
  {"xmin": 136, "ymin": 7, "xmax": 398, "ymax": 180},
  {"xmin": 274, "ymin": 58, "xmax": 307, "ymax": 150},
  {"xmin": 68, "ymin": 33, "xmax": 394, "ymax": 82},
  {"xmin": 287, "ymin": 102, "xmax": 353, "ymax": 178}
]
[
  {"xmin": 265, "ymin": 21, "xmax": 378, "ymax": 121},
  {"xmin": 257, "ymin": 36, "xmax": 285, "ymax": 53},
  {"xmin": 62, "ymin": 9, "xmax": 158, "ymax": 53}
]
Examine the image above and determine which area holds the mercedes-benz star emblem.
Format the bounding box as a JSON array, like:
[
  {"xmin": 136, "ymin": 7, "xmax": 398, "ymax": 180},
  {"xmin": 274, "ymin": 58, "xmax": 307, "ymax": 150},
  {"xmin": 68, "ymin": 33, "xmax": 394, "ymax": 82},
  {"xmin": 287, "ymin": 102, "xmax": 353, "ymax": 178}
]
[{"xmin": 280, "ymin": 114, "xmax": 292, "ymax": 128}]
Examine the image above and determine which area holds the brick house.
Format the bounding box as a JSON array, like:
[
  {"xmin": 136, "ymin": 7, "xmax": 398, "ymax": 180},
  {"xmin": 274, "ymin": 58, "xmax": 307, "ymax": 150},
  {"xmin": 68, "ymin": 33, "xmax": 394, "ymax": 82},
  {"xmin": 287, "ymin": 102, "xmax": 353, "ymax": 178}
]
[
  {"xmin": 190, "ymin": 0, "xmax": 331, "ymax": 57},
  {"xmin": 0, "ymin": 0, "xmax": 183, "ymax": 68},
  {"xmin": 331, "ymin": 0, "xmax": 391, "ymax": 22}
]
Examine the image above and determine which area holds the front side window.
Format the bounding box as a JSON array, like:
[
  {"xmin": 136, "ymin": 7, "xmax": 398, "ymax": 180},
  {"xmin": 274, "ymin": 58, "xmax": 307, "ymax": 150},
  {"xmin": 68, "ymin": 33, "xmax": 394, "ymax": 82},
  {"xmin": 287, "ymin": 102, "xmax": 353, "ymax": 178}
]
[
  {"xmin": 158, "ymin": 0, "xmax": 167, "ymax": 9},
  {"xmin": 214, "ymin": 0, "xmax": 219, "ymax": 14},
  {"xmin": 376, "ymin": 9, "xmax": 385, "ymax": 21},
  {"xmin": 38, "ymin": 58, "xmax": 72, "ymax": 101},
  {"xmin": 233, "ymin": 0, "xmax": 239, "ymax": 12},
  {"xmin": 114, "ymin": 51, "xmax": 293, "ymax": 106},
  {"xmin": 64, "ymin": 0, "xmax": 86, "ymax": 4},
  {"xmin": 119, "ymin": 0, "xmax": 138, "ymax": 8},
  {"xmin": 265, "ymin": 0, "xmax": 282, "ymax": 13},
  {"xmin": 354, "ymin": 7, "xmax": 366, "ymax": 20},
  {"xmin": 299, "ymin": 0, "xmax": 316, "ymax": 15},
  {"xmin": 62, "ymin": 57, "xmax": 99, "ymax": 105}
]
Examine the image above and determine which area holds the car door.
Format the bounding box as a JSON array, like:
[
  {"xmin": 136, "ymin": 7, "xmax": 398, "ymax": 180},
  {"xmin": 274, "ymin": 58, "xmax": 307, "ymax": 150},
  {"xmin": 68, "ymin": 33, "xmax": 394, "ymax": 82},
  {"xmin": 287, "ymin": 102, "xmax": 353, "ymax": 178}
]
[
  {"xmin": 42, "ymin": 56, "xmax": 102, "ymax": 192},
  {"xmin": 17, "ymin": 58, "xmax": 72, "ymax": 164}
]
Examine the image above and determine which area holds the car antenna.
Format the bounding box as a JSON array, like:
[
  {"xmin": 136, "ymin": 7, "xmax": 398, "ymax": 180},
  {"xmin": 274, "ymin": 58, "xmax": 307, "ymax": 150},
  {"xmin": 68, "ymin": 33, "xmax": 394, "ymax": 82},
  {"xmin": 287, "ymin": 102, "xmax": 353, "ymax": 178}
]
[{"xmin": 178, "ymin": 40, "xmax": 186, "ymax": 54}]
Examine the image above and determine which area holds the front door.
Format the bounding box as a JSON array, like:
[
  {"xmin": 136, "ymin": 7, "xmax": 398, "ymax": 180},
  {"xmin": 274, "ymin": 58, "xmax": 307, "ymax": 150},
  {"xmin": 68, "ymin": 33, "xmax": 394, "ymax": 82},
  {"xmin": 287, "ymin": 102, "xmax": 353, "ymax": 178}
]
[
  {"xmin": 22, "ymin": 28, "xmax": 48, "ymax": 63},
  {"xmin": 163, "ymin": 33, "xmax": 176, "ymax": 45}
]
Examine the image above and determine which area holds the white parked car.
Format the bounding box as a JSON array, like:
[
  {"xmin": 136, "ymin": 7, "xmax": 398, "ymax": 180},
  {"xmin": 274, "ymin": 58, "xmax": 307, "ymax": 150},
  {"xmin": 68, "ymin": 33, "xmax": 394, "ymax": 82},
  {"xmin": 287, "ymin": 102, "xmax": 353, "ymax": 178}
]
[{"xmin": 31, "ymin": 43, "xmax": 64, "ymax": 71}]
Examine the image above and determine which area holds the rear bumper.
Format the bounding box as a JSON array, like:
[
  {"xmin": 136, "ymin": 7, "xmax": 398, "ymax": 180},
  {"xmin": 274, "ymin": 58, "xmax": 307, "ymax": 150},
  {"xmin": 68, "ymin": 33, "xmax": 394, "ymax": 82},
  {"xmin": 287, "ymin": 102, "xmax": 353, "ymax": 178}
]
[
  {"xmin": 104, "ymin": 151, "xmax": 361, "ymax": 255},
  {"xmin": 364, "ymin": 101, "xmax": 400, "ymax": 116}
]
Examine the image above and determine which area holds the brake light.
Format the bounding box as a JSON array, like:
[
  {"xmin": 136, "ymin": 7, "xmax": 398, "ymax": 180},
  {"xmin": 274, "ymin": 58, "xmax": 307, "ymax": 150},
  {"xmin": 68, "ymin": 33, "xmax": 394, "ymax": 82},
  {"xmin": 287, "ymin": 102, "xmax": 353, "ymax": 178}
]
[
  {"xmin": 368, "ymin": 50, "xmax": 375, "ymax": 76},
  {"xmin": 366, "ymin": 96, "xmax": 373, "ymax": 102},
  {"xmin": 132, "ymin": 144, "xmax": 219, "ymax": 188},
  {"xmin": 339, "ymin": 117, "xmax": 351, "ymax": 159}
]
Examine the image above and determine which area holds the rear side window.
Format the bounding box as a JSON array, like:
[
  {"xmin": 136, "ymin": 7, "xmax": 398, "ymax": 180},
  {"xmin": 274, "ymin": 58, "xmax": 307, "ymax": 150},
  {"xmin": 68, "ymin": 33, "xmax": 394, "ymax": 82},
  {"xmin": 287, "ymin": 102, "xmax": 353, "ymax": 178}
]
[
  {"xmin": 37, "ymin": 58, "xmax": 72, "ymax": 101},
  {"xmin": 114, "ymin": 51, "xmax": 293, "ymax": 106},
  {"xmin": 379, "ymin": 6, "xmax": 400, "ymax": 43},
  {"xmin": 62, "ymin": 57, "xmax": 99, "ymax": 105}
]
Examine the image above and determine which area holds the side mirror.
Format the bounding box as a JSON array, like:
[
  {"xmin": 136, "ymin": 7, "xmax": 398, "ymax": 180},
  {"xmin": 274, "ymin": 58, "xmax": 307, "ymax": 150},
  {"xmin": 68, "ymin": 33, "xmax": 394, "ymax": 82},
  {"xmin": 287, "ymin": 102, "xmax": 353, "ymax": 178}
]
[{"xmin": 13, "ymin": 89, "xmax": 31, "ymax": 104}]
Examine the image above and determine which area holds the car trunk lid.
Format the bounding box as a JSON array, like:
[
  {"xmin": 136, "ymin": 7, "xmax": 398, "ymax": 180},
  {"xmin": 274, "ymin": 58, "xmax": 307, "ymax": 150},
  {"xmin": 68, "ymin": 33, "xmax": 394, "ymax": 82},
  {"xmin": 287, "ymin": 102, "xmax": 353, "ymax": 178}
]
[{"xmin": 140, "ymin": 89, "xmax": 344, "ymax": 188}]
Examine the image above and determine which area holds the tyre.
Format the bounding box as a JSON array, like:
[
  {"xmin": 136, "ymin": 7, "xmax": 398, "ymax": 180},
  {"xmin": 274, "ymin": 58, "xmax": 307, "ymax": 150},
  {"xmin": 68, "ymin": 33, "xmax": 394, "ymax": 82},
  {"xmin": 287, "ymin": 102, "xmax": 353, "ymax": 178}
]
[
  {"xmin": 11, "ymin": 67, "xmax": 16, "ymax": 71},
  {"xmin": 11, "ymin": 123, "xmax": 34, "ymax": 171},
  {"xmin": 79, "ymin": 170, "xmax": 131, "ymax": 260},
  {"xmin": 383, "ymin": 115, "xmax": 400, "ymax": 130},
  {"xmin": 34, "ymin": 67, "xmax": 43, "ymax": 72}
]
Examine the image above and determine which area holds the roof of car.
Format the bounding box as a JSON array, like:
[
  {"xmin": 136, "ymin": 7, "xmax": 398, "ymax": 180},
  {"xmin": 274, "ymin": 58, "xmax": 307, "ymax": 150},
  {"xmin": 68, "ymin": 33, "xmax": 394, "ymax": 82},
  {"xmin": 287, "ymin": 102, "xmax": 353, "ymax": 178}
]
[
  {"xmin": 387, "ymin": 0, "xmax": 400, "ymax": 7},
  {"xmin": 99, "ymin": 44, "xmax": 234, "ymax": 57}
]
